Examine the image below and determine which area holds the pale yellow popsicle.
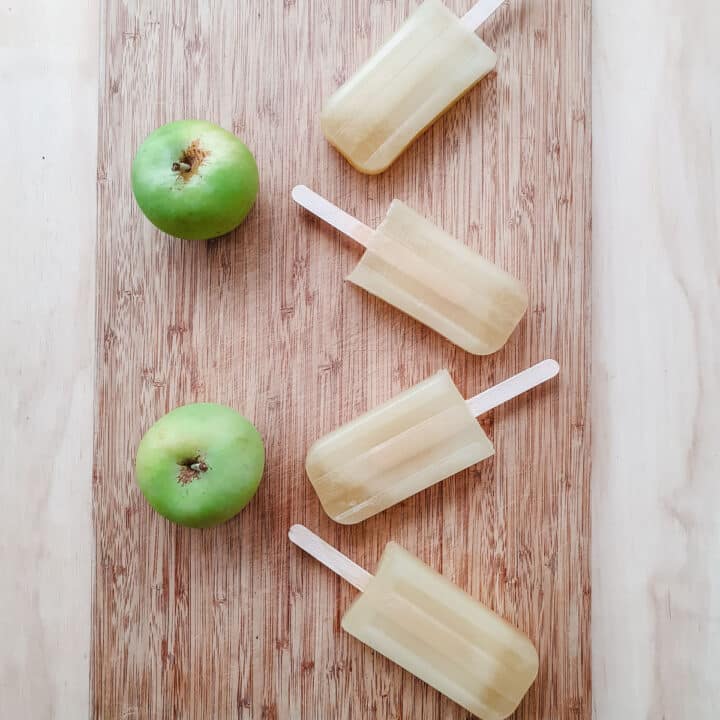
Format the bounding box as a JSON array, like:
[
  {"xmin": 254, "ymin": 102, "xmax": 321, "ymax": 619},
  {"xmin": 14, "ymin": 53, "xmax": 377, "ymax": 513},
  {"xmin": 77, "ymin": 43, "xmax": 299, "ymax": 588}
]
[
  {"xmin": 306, "ymin": 370, "xmax": 494, "ymax": 524},
  {"xmin": 348, "ymin": 200, "xmax": 528, "ymax": 356},
  {"xmin": 306, "ymin": 360, "xmax": 559, "ymax": 524},
  {"xmin": 343, "ymin": 542, "xmax": 539, "ymax": 720},
  {"xmin": 291, "ymin": 186, "xmax": 528, "ymax": 356},
  {"xmin": 321, "ymin": 0, "xmax": 498, "ymax": 174},
  {"xmin": 288, "ymin": 525, "xmax": 539, "ymax": 720}
]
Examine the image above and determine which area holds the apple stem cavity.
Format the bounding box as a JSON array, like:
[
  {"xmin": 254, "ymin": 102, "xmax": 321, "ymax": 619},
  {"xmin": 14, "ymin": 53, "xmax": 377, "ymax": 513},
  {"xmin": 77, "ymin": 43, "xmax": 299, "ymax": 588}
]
[
  {"xmin": 177, "ymin": 456, "xmax": 209, "ymax": 485},
  {"xmin": 171, "ymin": 140, "xmax": 210, "ymax": 182}
]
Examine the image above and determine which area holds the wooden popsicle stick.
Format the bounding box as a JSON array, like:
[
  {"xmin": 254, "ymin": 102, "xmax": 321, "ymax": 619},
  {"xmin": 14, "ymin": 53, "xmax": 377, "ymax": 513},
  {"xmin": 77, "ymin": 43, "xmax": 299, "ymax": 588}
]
[
  {"xmin": 461, "ymin": 0, "xmax": 507, "ymax": 32},
  {"xmin": 289, "ymin": 524, "xmax": 373, "ymax": 592},
  {"xmin": 465, "ymin": 359, "xmax": 560, "ymax": 418},
  {"xmin": 292, "ymin": 185, "xmax": 373, "ymax": 248}
]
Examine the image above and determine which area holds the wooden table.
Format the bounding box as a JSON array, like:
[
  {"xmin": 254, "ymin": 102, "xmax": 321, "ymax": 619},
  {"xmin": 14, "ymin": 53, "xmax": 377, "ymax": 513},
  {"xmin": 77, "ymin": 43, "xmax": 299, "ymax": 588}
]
[{"xmin": 2, "ymin": 0, "xmax": 719, "ymax": 718}]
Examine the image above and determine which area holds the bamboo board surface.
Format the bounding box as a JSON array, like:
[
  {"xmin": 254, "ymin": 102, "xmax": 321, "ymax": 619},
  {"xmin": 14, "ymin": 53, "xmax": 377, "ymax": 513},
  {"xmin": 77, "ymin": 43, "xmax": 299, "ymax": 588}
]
[{"xmin": 93, "ymin": 0, "xmax": 591, "ymax": 717}]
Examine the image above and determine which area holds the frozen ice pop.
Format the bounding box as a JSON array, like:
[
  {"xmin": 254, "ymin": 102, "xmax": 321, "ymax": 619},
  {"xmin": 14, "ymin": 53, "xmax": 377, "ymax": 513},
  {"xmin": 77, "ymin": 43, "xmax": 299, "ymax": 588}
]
[
  {"xmin": 292, "ymin": 185, "xmax": 528, "ymax": 356},
  {"xmin": 289, "ymin": 524, "xmax": 539, "ymax": 720},
  {"xmin": 321, "ymin": 0, "xmax": 505, "ymax": 174},
  {"xmin": 306, "ymin": 359, "xmax": 559, "ymax": 524}
]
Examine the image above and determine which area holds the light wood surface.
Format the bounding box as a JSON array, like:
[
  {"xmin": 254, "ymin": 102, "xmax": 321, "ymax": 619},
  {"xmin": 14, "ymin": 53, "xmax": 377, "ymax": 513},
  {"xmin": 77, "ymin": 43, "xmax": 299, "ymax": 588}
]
[
  {"xmin": 0, "ymin": 1, "xmax": 98, "ymax": 718},
  {"xmin": 3, "ymin": 1, "xmax": 719, "ymax": 719},
  {"xmin": 592, "ymin": 1, "xmax": 720, "ymax": 717},
  {"xmin": 92, "ymin": 0, "xmax": 589, "ymax": 717}
]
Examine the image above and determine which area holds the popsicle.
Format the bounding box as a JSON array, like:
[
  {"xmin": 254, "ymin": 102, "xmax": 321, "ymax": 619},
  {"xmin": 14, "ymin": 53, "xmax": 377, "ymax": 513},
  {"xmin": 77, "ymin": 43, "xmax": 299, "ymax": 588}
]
[
  {"xmin": 289, "ymin": 524, "xmax": 539, "ymax": 720},
  {"xmin": 321, "ymin": 0, "xmax": 506, "ymax": 174},
  {"xmin": 292, "ymin": 185, "xmax": 527, "ymax": 356},
  {"xmin": 306, "ymin": 359, "xmax": 558, "ymax": 524}
]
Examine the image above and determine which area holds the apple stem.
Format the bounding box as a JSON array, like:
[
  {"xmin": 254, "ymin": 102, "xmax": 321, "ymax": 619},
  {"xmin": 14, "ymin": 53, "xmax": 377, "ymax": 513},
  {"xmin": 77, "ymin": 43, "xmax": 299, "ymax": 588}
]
[{"xmin": 172, "ymin": 161, "xmax": 192, "ymax": 172}]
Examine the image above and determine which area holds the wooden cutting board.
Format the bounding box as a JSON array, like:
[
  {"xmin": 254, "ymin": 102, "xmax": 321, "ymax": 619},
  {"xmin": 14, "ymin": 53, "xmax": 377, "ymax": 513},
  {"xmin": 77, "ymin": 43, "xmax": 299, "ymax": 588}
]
[{"xmin": 93, "ymin": 0, "xmax": 591, "ymax": 717}]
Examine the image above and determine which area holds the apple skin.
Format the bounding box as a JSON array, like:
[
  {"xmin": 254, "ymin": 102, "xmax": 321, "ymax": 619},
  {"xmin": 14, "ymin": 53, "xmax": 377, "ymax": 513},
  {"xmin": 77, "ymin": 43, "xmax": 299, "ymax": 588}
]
[
  {"xmin": 135, "ymin": 403, "xmax": 265, "ymax": 528},
  {"xmin": 131, "ymin": 120, "xmax": 259, "ymax": 240}
]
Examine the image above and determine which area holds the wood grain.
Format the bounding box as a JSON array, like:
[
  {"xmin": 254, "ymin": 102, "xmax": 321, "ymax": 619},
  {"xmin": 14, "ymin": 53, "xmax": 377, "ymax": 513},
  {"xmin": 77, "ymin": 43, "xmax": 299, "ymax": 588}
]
[{"xmin": 92, "ymin": 1, "xmax": 591, "ymax": 718}]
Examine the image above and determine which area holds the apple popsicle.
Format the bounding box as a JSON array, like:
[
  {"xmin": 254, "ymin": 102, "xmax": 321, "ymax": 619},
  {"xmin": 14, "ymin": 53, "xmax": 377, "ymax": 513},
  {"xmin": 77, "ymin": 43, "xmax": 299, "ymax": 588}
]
[
  {"xmin": 289, "ymin": 524, "xmax": 539, "ymax": 720},
  {"xmin": 306, "ymin": 360, "xmax": 559, "ymax": 524},
  {"xmin": 321, "ymin": 0, "xmax": 505, "ymax": 174},
  {"xmin": 292, "ymin": 186, "xmax": 527, "ymax": 356}
]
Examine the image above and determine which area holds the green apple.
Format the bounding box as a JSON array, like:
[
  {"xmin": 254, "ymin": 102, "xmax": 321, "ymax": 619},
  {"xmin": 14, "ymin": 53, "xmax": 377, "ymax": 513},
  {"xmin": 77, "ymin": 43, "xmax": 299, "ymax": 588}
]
[
  {"xmin": 131, "ymin": 120, "xmax": 259, "ymax": 240},
  {"xmin": 135, "ymin": 403, "xmax": 265, "ymax": 528}
]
